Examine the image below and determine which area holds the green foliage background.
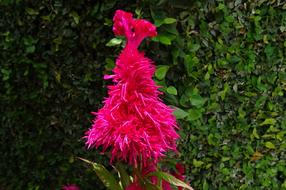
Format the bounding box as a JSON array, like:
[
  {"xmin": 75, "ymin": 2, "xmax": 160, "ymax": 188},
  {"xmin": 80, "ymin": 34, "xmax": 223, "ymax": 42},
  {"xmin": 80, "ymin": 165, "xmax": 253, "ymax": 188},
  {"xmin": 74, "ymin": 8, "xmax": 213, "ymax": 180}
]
[{"xmin": 1, "ymin": 0, "xmax": 286, "ymax": 189}]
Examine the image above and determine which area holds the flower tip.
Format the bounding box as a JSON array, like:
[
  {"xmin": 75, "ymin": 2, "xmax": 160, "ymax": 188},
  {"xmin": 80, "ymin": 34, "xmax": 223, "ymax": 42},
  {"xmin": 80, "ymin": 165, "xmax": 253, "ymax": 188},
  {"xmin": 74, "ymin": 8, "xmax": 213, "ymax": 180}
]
[
  {"xmin": 148, "ymin": 25, "xmax": 157, "ymax": 37},
  {"xmin": 113, "ymin": 10, "xmax": 133, "ymax": 36},
  {"xmin": 114, "ymin": 9, "xmax": 133, "ymax": 19}
]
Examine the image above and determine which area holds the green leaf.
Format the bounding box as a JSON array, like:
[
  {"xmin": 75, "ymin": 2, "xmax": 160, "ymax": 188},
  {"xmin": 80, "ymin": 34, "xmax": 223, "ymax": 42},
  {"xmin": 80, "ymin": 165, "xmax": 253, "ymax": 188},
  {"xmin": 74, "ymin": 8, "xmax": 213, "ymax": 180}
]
[
  {"xmin": 259, "ymin": 118, "xmax": 276, "ymax": 126},
  {"xmin": 26, "ymin": 45, "xmax": 36, "ymax": 53},
  {"xmin": 203, "ymin": 179, "xmax": 209, "ymax": 190},
  {"xmin": 78, "ymin": 157, "xmax": 123, "ymax": 190},
  {"xmin": 193, "ymin": 159, "xmax": 204, "ymax": 167},
  {"xmin": 70, "ymin": 11, "xmax": 80, "ymax": 24},
  {"xmin": 264, "ymin": 45, "xmax": 274, "ymax": 59},
  {"xmin": 167, "ymin": 86, "xmax": 177, "ymax": 95},
  {"xmin": 105, "ymin": 58, "xmax": 115, "ymax": 70},
  {"xmin": 189, "ymin": 94, "xmax": 205, "ymax": 107},
  {"xmin": 146, "ymin": 171, "xmax": 194, "ymax": 190},
  {"xmin": 1, "ymin": 69, "xmax": 11, "ymax": 81},
  {"xmin": 225, "ymin": 16, "xmax": 234, "ymax": 23},
  {"xmin": 207, "ymin": 134, "xmax": 216, "ymax": 145},
  {"xmin": 154, "ymin": 18, "xmax": 165, "ymax": 27},
  {"xmin": 188, "ymin": 109, "xmax": 202, "ymax": 120},
  {"xmin": 106, "ymin": 38, "xmax": 123, "ymax": 47},
  {"xmin": 155, "ymin": 65, "xmax": 169, "ymax": 80},
  {"xmin": 164, "ymin": 18, "xmax": 177, "ymax": 24},
  {"xmin": 184, "ymin": 55, "xmax": 200, "ymax": 76},
  {"xmin": 221, "ymin": 157, "xmax": 231, "ymax": 162},
  {"xmin": 25, "ymin": 8, "xmax": 39, "ymax": 15},
  {"xmin": 218, "ymin": 3, "xmax": 225, "ymax": 10},
  {"xmin": 252, "ymin": 128, "xmax": 260, "ymax": 139},
  {"xmin": 276, "ymin": 131, "xmax": 286, "ymax": 141},
  {"xmin": 152, "ymin": 34, "xmax": 176, "ymax": 45},
  {"xmin": 172, "ymin": 106, "xmax": 188, "ymax": 119},
  {"xmin": 190, "ymin": 44, "xmax": 200, "ymax": 52},
  {"xmin": 54, "ymin": 70, "xmax": 61, "ymax": 82},
  {"xmin": 219, "ymin": 83, "xmax": 229, "ymax": 101},
  {"xmin": 158, "ymin": 36, "xmax": 172, "ymax": 45},
  {"xmin": 267, "ymin": 125, "xmax": 280, "ymax": 133},
  {"xmin": 144, "ymin": 181, "xmax": 162, "ymax": 190},
  {"xmin": 115, "ymin": 163, "xmax": 131, "ymax": 189},
  {"xmin": 255, "ymin": 96, "xmax": 267, "ymax": 108},
  {"xmin": 135, "ymin": 7, "xmax": 142, "ymax": 17},
  {"xmin": 264, "ymin": 141, "xmax": 275, "ymax": 149}
]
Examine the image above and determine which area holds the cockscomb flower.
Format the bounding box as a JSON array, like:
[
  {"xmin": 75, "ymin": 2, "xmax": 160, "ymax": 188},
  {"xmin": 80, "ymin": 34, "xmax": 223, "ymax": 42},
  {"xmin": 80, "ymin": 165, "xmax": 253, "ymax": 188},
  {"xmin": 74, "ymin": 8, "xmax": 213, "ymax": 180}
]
[
  {"xmin": 62, "ymin": 184, "xmax": 80, "ymax": 190},
  {"xmin": 154, "ymin": 163, "xmax": 187, "ymax": 190},
  {"xmin": 126, "ymin": 181, "xmax": 145, "ymax": 190},
  {"xmin": 85, "ymin": 10, "xmax": 179, "ymax": 166},
  {"xmin": 170, "ymin": 163, "xmax": 187, "ymax": 190}
]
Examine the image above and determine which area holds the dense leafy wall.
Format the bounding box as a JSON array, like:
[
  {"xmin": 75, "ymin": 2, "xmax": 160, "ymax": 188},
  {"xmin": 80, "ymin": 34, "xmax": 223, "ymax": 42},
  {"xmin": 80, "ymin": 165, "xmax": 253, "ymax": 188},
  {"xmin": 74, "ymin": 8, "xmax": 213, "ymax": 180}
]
[{"xmin": 1, "ymin": 0, "xmax": 286, "ymax": 189}]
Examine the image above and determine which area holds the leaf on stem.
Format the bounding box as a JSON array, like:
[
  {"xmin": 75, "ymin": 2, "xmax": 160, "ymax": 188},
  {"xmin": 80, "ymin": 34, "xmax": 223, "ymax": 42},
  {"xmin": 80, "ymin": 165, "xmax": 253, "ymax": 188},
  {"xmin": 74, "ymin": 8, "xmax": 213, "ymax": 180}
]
[
  {"xmin": 146, "ymin": 171, "xmax": 194, "ymax": 190},
  {"xmin": 115, "ymin": 163, "xmax": 131, "ymax": 189},
  {"xmin": 78, "ymin": 157, "xmax": 123, "ymax": 190}
]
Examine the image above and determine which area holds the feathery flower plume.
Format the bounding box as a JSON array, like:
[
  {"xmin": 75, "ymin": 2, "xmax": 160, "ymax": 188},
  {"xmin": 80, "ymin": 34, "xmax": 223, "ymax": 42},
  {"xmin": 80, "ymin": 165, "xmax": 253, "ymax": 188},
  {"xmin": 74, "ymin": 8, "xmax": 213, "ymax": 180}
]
[
  {"xmin": 62, "ymin": 184, "xmax": 80, "ymax": 190},
  {"xmin": 126, "ymin": 181, "xmax": 145, "ymax": 190},
  {"xmin": 164, "ymin": 163, "xmax": 187, "ymax": 190},
  {"xmin": 85, "ymin": 10, "xmax": 179, "ymax": 166}
]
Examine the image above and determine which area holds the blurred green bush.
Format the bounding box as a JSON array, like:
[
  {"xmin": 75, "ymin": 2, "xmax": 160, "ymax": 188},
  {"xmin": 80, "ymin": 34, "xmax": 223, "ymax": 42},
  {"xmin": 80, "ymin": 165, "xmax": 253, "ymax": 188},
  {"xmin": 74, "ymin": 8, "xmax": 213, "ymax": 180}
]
[{"xmin": 1, "ymin": 0, "xmax": 286, "ymax": 189}]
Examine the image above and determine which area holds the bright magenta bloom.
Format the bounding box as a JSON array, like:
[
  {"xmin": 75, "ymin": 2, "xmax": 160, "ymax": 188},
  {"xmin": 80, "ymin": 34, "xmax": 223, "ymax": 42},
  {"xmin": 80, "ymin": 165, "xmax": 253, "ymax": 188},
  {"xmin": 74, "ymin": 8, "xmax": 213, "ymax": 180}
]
[
  {"xmin": 62, "ymin": 184, "xmax": 80, "ymax": 190},
  {"xmin": 85, "ymin": 10, "xmax": 179, "ymax": 166},
  {"xmin": 159, "ymin": 163, "xmax": 187, "ymax": 190},
  {"xmin": 126, "ymin": 182, "xmax": 144, "ymax": 190}
]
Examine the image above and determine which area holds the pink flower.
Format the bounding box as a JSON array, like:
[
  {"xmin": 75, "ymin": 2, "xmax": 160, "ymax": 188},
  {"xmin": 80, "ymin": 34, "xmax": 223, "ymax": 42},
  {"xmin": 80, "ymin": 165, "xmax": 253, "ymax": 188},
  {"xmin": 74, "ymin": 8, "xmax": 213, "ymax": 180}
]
[
  {"xmin": 62, "ymin": 184, "xmax": 80, "ymax": 190},
  {"xmin": 162, "ymin": 163, "xmax": 188, "ymax": 190},
  {"xmin": 85, "ymin": 10, "xmax": 179, "ymax": 166},
  {"xmin": 125, "ymin": 181, "xmax": 144, "ymax": 190},
  {"xmin": 170, "ymin": 163, "xmax": 187, "ymax": 190},
  {"xmin": 162, "ymin": 180, "xmax": 173, "ymax": 190},
  {"xmin": 142, "ymin": 162, "xmax": 158, "ymax": 184},
  {"xmin": 133, "ymin": 163, "xmax": 188, "ymax": 190},
  {"xmin": 175, "ymin": 163, "xmax": 185, "ymax": 175},
  {"xmin": 112, "ymin": 10, "xmax": 133, "ymax": 37}
]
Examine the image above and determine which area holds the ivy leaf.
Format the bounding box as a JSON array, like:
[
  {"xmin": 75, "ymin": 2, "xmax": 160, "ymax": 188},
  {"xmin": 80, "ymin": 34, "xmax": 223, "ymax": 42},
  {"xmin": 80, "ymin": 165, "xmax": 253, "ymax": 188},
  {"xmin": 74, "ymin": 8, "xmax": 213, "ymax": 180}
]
[
  {"xmin": 106, "ymin": 38, "xmax": 122, "ymax": 47},
  {"xmin": 190, "ymin": 44, "xmax": 200, "ymax": 52},
  {"xmin": 158, "ymin": 35, "xmax": 172, "ymax": 45},
  {"xmin": 164, "ymin": 18, "xmax": 177, "ymax": 24},
  {"xmin": 172, "ymin": 106, "xmax": 188, "ymax": 119},
  {"xmin": 70, "ymin": 11, "xmax": 80, "ymax": 24},
  {"xmin": 154, "ymin": 18, "xmax": 165, "ymax": 27},
  {"xmin": 276, "ymin": 131, "xmax": 286, "ymax": 141},
  {"xmin": 203, "ymin": 179, "xmax": 209, "ymax": 190},
  {"xmin": 25, "ymin": 8, "xmax": 39, "ymax": 15},
  {"xmin": 146, "ymin": 171, "xmax": 194, "ymax": 190},
  {"xmin": 155, "ymin": 65, "xmax": 169, "ymax": 80},
  {"xmin": 264, "ymin": 45, "xmax": 274, "ymax": 59},
  {"xmin": 78, "ymin": 157, "xmax": 123, "ymax": 190},
  {"xmin": 167, "ymin": 86, "xmax": 177, "ymax": 95},
  {"xmin": 207, "ymin": 134, "xmax": 216, "ymax": 145},
  {"xmin": 189, "ymin": 94, "xmax": 205, "ymax": 107},
  {"xmin": 264, "ymin": 142, "xmax": 275, "ymax": 149},
  {"xmin": 152, "ymin": 35, "xmax": 175, "ymax": 45},
  {"xmin": 26, "ymin": 45, "xmax": 36, "ymax": 53},
  {"xmin": 188, "ymin": 109, "xmax": 202, "ymax": 120},
  {"xmin": 259, "ymin": 118, "xmax": 276, "ymax": 126},
  {"xmin": 193, "ymin": 159, "xmax": 204, "ymax": 167},
  {"xmin": 252, "ymin": 128, "xmax": 260, "ymax": 139}
]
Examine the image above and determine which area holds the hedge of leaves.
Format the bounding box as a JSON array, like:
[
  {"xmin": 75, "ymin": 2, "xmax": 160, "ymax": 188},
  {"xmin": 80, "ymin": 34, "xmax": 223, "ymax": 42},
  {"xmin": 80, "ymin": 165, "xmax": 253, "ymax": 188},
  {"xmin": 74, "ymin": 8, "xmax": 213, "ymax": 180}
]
[{"xmin": 1, "ymin": 0, "xmax": 286, "ymax": 189}]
